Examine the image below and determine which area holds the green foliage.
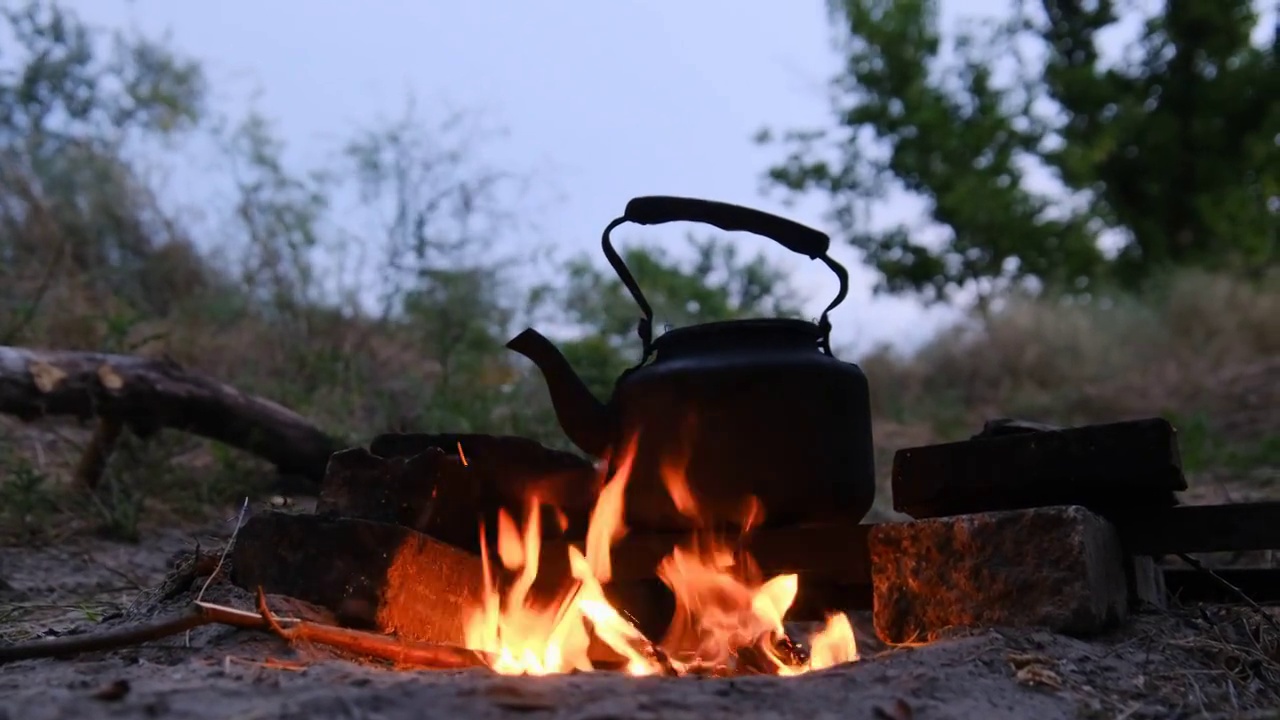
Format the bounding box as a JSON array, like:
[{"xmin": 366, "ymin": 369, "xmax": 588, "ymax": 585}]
[
  {"xmin": 222, "ymin": 111, "xmax": 328, "ymax": 314},
  {"xmin": 759, "ymin": 0, "xmax": 1278, "ymax": 304},
  {"xmin": 0, "ymin": 455, "xmax": 57, "ymax": 539},
  {"xmin": 0, "ymin": 0, "xmax": 205, "ymax": 142},
  {"xmin": 1174, "ymin": 411, "xmax": 1280, "ymax": 475}
]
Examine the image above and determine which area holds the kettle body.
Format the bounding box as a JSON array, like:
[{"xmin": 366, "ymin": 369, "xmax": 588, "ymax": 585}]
[
  {"xmin": 506, "ymin": 196, "xmax": 877, "ymax": 534},
  {"xmin": 612, "ymin": 318, "xmax": 875, "ymax": 532}
]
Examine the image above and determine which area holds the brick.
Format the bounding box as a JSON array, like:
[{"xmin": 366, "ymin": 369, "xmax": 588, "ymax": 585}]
[{"xmin": 869, "ymin": 505, "xmax": 1129, "ymax": 643}]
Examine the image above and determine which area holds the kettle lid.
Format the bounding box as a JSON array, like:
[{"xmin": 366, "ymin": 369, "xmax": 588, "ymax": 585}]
[{"xmin": 651, "ymin": 318, "xmax": 824, "ymax": 358}]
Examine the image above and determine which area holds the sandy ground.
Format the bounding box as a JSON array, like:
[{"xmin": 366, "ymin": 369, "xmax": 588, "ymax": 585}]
[{"xmin": 4, "ymin": 515, "xmax": 1280, "ymax": 720}]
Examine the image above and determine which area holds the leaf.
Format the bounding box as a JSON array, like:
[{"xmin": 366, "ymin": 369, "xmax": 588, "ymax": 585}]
[{"xmin": 1014, "ymin": 664, "xmax": 1064, "ymax": 690}]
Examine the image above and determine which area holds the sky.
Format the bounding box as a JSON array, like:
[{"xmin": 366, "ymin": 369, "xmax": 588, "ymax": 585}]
[{"xmin": 60, "ymin": 0, "xmax": 1036, "ymax": 355}]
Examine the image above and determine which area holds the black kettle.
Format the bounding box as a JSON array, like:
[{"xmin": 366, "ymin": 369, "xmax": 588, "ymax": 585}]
[{"xmin": 507, "ymin": 196, "xmax": 875, "ymax": 533}]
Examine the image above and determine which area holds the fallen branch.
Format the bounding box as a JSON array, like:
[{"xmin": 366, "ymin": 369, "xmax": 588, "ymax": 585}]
[
  {"xmin": 0, "ymin": 600, "xmax": 261, "ymax": 663},
  {"xmin": 0, "ymin": 594, "xmax": 491, "ymax": 671},
  {"xmin": 0, "ymin": 345, "xmax": 340, "ymax": 483},
  {"xmin": 252, "ymin": 589, "xmax": 489, "ymax": 669}
]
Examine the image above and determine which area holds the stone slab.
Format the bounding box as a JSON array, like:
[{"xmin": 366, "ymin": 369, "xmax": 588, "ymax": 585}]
[{"xmin": 870, "ymin": 505, "xmax": 1129, "ymax": 643}]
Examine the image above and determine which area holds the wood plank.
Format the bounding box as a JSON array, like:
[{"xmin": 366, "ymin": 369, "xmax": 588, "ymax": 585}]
[
  {"xmin": 1116, "ymin": 501, "xmax": 1280, "ymax": 555},
  {"xmin": 1164, "ymin": 567, "xmax": 1280, "ymax": 604},
  {"xmin": 892, "ymin": 417, "xmax": 1186, "ymax": 519}
]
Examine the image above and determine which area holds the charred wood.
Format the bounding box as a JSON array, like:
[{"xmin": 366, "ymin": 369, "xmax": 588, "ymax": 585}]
[{"xmin": 893, "ymin": 417, "xmax": 1187, "ymax": 519}]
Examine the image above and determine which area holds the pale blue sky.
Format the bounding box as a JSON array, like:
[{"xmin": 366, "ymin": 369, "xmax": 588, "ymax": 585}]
[{"xmin": 64, "ymin": 0, "xmax": 1040, "ymax": 354}]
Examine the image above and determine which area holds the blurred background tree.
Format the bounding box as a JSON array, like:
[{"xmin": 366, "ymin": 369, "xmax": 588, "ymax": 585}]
[
  {"xmin": 758, "ymin": 0, "xmax": 1278, "ymax": 306},
  {"xmin": 0, "ymin": 0, "xmax": 1275, "ymax": 537}
]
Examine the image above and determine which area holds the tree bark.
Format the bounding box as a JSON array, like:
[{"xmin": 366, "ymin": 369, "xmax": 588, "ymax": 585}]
[{"xmin": 0, "ymin": 345, "xmax": 339, "ymax": 482}]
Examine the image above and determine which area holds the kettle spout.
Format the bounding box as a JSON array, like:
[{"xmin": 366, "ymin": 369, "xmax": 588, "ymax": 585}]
[{"xmin": 506, "ymin": 328, "xmax": 612, "ymax": 458}]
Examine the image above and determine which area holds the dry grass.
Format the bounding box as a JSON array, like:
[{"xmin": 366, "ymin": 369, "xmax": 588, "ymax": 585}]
[
  {"xmin": 855, "ymin": 269, "xmax": 1280, "ymax": 518},
  {"xmin": 862, "ymin": 268, "xmax": 1280, "ymax": 444}
]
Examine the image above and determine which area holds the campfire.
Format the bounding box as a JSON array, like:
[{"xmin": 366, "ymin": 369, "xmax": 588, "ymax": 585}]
[
  {"xmin": 462, "ymin": 433, "xmax": 857, "ymax": 676},
  {"xmin": 7, "ymin": 409, "xmax": 1280, "ymax": 715}
]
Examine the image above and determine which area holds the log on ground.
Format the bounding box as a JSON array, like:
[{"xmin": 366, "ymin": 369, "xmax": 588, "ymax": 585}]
[{"xmin": 0, "ymin": 345, "xmax": 339, "ymax": 482}]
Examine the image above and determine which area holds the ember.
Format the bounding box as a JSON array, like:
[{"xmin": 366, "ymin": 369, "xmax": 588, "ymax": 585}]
[{"xmin": 462, "ymin": 433, "xmax": 859, "ymax": 676}]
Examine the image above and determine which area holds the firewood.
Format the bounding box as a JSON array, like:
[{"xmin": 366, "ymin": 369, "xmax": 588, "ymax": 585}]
[
  {"xmin": 0, "ymin": 345, "xmax": 339, "ymax": 482},
  {"xmin": 249, "ymin": 589, "xmax": 490, "ymax": 669},
  {"xmin": 892, "ymin": 417, "xmax": 1187, "ymax": 519},
  {"xmin": 0, "ymin": 595, "xmax": 490, "ymax": 670},
  {"xmin": 368, "ymin": 432, "xmax": 600, "ymax": 543},
  {"xmin": 229, "ymin": 512, "xmax": 485, "ymax": 647}
]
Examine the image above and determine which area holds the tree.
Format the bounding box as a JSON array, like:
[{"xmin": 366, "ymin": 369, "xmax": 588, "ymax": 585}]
[
  {"xmin": 0, "ymin": 0, "xmax": 209, "ymax": 337},
  {"xmin": 533, "ymin": 235, "xmax": 806, "ymax": 398},
  {"xmin": 758, "ymin": 0, "xmax": 1278, "ymax": 305}
]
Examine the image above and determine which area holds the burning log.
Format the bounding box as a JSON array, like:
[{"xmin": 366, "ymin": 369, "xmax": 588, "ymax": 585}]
[
  {"xmin": 540, "ymin": 523, "xmax": 875, "ymax": 632},
  {"xmin": 372, "ymin": 433, "xmax": 600, "ymax": 538},
  {"xmin": 555, "ymin": 522, "xmax": 873, "ymax": 586},
  {"xmin": 229, "ymin": 512, "xmax": 485, "ymax": 646},
  {"xmin": 316, "ymin": 447, "xmax": 449, "ymax": 535},
  {"xmin": 232, "ymin": 427, "xmax": 863, "ymax": 677},
  {"xmin": 0, "ymin": 345, "xmax": 339, "ymax": 485},
  {"xmin": 318, "ymin": 434, "xmax": 599, "ymax": 551},
  {"xmin": 892, "ymin": 417, "xmax": 1187, "ymax": 520}
]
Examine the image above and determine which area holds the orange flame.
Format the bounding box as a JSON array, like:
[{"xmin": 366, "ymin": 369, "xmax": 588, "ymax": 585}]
[{"xmin": 462, "ymin": 428, "xmax": 859, "ymax": 676}]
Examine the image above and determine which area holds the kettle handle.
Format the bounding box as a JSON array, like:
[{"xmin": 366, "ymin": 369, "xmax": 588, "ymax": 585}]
[
  {"xmin": 624, "ymin": 196, "xmax": 830, "ymax": 259},
  {"xmin": 601, "ymin": 195, "xmax": 850, "ymax": 357}
]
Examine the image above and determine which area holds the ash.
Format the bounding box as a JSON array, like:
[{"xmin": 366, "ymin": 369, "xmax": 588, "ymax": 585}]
[{"xmin": 3, "ymin": 527, "xmax": 1279, "ymax": 720}]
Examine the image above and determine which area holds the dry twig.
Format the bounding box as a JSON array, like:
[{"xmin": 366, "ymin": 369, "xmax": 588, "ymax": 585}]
[
  {"xmin": 250, "ymin": 588, "xmax": 488, "ymax": 669},
  {"xmin": 1177, "ymin": 553, "xmax": 1280, "ymax": 635},
  {"xmin": 186, "ymin": 498, "xmax": 250, "ymax": 647}
]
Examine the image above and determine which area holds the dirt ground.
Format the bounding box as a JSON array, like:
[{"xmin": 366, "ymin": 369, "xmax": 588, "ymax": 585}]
[{"xmin": 3, "ymin": 511, "xmax": 1280, "ymax": 720}]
